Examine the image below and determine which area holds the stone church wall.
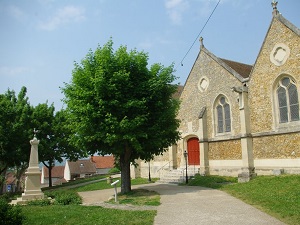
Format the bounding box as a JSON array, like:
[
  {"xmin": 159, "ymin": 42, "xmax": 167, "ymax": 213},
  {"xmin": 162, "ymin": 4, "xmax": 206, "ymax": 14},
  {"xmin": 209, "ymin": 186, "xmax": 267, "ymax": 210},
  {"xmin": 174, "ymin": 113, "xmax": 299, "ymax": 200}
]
[
  {"xmin": 179, "ymin": 49, "xmax": 242, "ymax": 139},
  {"xmin": 208, "ymin": 139, "xmax": 242, "ymax": 160},
  {"xmin": 249, "ymin": 17, "xmax": 300, "ymax": 134},
  {"xmin": 253, "ymin": 133, "xmax": 300, "ymax": 159}
]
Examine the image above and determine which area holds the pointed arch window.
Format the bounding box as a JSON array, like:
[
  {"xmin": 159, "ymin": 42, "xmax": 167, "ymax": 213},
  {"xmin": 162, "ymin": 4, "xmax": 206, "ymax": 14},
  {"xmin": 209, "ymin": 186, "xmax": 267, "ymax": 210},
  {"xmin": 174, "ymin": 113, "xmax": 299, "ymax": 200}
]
[
  {"xmin": 216, "ymin": 96, "xmax": 231, "ymax": 133},
  {"xmin": 277, "ymin": 77, "xmax": 299, "ymax": 123}
]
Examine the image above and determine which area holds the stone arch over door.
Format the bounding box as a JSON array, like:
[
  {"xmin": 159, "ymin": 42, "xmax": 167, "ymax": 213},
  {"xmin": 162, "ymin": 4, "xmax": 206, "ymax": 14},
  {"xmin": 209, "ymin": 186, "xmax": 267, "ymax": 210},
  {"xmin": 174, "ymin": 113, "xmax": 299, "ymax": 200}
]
[{"xmin": 187, "ymin": 137, "xmax": 200, "ymax": 165}]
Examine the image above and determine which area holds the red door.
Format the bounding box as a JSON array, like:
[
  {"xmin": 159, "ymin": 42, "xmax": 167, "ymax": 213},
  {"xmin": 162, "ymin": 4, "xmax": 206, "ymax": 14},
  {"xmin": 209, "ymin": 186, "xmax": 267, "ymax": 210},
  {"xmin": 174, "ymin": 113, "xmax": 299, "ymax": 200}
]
[{"xmin": 187, "ymin": 137, "xmax": 200, "ymax": 165}]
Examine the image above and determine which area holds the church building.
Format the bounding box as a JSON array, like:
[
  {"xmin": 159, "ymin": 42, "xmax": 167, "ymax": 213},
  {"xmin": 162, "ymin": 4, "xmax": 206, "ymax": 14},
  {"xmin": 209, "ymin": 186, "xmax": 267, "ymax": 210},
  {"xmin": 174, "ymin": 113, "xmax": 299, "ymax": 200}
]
[{"xmin": 131, "ymin": 2, "xmax": 300, "ymax": 182}]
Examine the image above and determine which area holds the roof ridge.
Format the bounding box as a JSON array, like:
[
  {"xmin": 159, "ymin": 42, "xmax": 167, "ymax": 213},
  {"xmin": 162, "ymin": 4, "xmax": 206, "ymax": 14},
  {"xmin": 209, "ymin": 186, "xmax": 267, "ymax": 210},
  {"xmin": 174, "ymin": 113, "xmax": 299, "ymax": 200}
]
[
  {"xmin": 202, "ymin": 47, "xmax": 250, "ymax": 81},
  {"xmin": 219, "ymin": 58, "xmax": 252, "ymax": 67},
  {"xmin": 275, "ymin": 13, "xmax": 300, "ymax": 37}
]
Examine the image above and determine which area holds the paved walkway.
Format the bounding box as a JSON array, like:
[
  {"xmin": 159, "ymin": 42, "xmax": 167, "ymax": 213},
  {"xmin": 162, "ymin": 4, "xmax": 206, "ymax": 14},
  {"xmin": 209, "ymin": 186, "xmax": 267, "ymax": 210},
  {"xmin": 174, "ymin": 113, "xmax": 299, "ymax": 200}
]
[{"xmin": 78, "ymin": 183, "xmax": 286, "ymax": 225}]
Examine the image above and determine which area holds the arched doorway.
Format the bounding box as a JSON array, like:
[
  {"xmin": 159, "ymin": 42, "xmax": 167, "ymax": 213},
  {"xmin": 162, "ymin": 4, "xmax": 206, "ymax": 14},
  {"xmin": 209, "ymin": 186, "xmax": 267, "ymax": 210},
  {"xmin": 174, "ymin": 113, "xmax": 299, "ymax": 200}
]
[{"xmin": 187, "ymin": 137, "xmax": 200, "ymax": 165}]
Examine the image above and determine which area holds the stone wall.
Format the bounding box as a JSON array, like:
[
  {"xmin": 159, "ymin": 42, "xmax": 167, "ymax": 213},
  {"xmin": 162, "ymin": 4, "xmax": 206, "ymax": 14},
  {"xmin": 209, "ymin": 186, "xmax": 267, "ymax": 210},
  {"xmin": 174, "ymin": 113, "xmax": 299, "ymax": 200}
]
[
  {"xmin": 138, "ymin": 14, "xmax": 300, "ymax": 179},
  {"xmin": 253, "ymin": 133, "xmax": 300, "ymax": 159},
  {"xmin": 248, "ymin": 17, "xmax": 300, "ymax": 134},
  {"xmin": 178, "ymin": 49, "xmax": 243, "ymax": 140},
  {"xmin": 209, "ymin": 139, "xmax": 242, "ymax": 160}
]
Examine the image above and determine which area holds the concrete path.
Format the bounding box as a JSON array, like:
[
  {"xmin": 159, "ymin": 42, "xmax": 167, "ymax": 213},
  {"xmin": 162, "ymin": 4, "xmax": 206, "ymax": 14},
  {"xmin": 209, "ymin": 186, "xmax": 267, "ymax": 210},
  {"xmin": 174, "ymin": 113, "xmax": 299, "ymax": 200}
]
[{"xmin": 78, "ymin": 183, "xmax": 286, "ymax": 225}]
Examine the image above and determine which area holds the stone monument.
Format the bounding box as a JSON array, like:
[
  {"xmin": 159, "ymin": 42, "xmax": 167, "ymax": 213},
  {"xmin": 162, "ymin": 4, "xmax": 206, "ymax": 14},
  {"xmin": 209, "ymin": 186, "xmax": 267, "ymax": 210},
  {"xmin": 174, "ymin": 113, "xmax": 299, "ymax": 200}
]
[{"xmin": 11, "ymin": 129, "xmax": 44, "ymax": 204}]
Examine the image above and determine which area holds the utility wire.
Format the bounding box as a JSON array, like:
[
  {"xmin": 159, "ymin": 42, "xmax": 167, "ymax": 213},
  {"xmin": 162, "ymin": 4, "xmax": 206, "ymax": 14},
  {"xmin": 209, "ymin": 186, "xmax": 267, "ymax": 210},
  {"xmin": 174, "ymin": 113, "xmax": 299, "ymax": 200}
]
[{"xmin": 178, "ymin": 0, "xmax": 221, "ymax": 68}]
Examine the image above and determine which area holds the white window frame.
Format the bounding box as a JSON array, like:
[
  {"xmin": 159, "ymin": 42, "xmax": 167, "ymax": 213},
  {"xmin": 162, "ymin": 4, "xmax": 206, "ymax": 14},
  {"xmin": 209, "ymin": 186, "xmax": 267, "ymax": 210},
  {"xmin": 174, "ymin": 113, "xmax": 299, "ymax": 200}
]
[
  {"xmin": 213, "ymin": 95, "xmax": 232, "ymax": 135},
  {"xmin": 273, "ymin": 75, "xmax": 300, "ymax": 131}
]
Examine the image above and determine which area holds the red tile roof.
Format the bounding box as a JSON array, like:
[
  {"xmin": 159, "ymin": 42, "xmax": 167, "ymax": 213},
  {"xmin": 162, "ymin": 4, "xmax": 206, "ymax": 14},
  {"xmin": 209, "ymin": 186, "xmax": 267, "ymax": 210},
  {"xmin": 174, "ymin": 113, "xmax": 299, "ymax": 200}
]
[
  {"xmin": 5, "ymin": 172, "xmax": 25, "ymax": 185},
  {"xmin": 220, "ymin": 58, "xmax": 253, "ymax": 78},
  {"xmin": 90, "ymin": 155, "xmax": 115, "ymax": 169},
  {"xmin": 43, "ymin": 166, "xmax": 65, "ymax": 178},
  {"xmin": 6, "ymin": 172, "xmax": 16, "ymax": 184}
]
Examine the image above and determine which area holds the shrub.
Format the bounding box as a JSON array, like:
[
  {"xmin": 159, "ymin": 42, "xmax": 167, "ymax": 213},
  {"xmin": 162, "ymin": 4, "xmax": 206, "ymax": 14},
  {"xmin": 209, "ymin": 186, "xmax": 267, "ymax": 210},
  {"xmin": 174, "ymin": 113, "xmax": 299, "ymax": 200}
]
[
  {"xmin": 108, "ymin": 167, "xmax": 120, "ymax": 174},
  {"xmin": 0, "ymin": 198, "xmax": 25, "ymax": 225},
  {"xmin": 27, "ymin": 198, "xmax": 51, "ymax": 206},
  {"xmin": 46, "ymin": 190, "xmax": 82, "ymax": 205},
  {"xmin": 0, "ymin": 193, "xmax": 12, "ymax": 203}
]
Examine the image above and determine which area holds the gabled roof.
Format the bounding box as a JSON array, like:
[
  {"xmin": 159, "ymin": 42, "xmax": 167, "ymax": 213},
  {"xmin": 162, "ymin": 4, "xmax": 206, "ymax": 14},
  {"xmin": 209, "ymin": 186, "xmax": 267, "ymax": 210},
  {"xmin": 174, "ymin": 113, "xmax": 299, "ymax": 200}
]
[
  {"xmin": 220, "ymin": 58, "xmax": 253, "ymax": 79},
  {"xmin": 43, "ymin": 166, "xmax": 65, "ymax": 178},
  {"xmin": 201, "ymin": 47, "xmax": 252, "ymax": 82},
  {"xmin": 274, "ymin": 11, "xmax": 300, "ymax": 37},
  {"xmin": 249, "ymin": 11, "xmax": 300, "ymax": 80},
  {"xmin": 90, "ymin": 155, "xmax": 115, "ymax": 169},
  {"xmin": 67, "ymin": 159, "xmax": 97, "ymax": 174}
]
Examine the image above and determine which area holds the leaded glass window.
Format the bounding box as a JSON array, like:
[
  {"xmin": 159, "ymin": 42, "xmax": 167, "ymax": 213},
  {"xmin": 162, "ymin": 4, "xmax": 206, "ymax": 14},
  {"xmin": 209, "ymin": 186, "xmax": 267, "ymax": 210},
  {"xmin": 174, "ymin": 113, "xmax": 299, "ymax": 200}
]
[
  {"xmin": 277, "ymin": 77, "xmax": 299, "ymax": 123},
  {"xmin": 216, "ymin": 96, "xmax": 231, "ymax": 133}
]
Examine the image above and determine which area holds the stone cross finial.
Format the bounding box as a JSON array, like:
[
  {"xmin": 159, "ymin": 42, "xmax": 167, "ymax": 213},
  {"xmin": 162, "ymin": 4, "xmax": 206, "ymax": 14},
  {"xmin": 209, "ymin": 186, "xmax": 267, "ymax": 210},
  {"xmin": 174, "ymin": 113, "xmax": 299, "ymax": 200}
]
[
  {"xmin": 200, "ymin": 37, "xmax": 204, "ymax": 48},
  {"xmin": 33, "ymin": 128, "xmax": 39, "ymax": 138},
  {"xmin": 271, "ymin": 0, "xmax": 279, "ymax": 16}
]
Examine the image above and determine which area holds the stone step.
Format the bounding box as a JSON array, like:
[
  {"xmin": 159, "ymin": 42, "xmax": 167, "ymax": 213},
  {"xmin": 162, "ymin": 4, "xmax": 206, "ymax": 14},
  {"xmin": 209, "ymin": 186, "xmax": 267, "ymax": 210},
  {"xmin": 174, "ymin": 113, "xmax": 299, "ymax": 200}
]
[{"xmin": 159, "ymin": 169, "xmax": 197, "ymax": 184}]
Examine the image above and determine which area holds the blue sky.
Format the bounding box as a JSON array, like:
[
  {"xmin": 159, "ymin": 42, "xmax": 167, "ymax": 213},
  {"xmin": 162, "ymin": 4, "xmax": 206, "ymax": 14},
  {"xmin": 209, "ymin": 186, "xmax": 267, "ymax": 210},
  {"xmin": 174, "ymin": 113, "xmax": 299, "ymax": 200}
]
[{"xmin": 1, "ymin": 0, "xmax": 299, "ymax": 110}]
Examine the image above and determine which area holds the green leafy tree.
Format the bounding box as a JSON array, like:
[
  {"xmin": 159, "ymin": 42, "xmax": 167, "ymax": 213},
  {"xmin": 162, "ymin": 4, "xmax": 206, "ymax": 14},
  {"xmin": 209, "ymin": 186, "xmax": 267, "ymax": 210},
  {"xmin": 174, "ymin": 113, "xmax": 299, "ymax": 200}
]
[
  {"xmin": 32, "ymin": 104, "xmax": 82, "ymax": 187},
  {"xmin": 32, "ymin": 102, "xmax": 57, "ymax": 187},
  {"xmin": 62, "ymin": 39, "xmax": 180, "ymax": 193},
  {"xmin": 0, "ymin": 87, "xmax": 33, "ymax": 194}
]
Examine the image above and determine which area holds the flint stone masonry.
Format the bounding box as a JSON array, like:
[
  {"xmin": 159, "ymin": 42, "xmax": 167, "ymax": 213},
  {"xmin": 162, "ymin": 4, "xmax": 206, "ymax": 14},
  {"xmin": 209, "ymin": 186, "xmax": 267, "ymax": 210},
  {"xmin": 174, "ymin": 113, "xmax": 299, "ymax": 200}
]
[
  {"xmin": 249, "ymin": 17, "xmax": 300, "ymax": 134},
  {"xmin": 208, "ymin": 140, "xmax": 242, "ymax": 160},
  {"xmin": 133, "ymin": 8, "xmax": 300, "ymax": 180},
  {"xmin": 178, "ymin": 50, "xmax": 242, "ymax": 138},
  {"xmin": 253, "ymin": 133, "xmax": 300, "ymax": 159}
]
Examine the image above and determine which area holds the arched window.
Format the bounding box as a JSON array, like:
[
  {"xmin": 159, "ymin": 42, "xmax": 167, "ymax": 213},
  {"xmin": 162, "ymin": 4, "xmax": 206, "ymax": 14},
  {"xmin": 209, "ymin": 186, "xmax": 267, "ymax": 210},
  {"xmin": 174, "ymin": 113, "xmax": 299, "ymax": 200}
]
[
  {"xmin": 216, "ymin": 96, "xmax": 231, "ymax": 133},
  {"xmin": 276, "ymin": 77, "xmax": 299, "ymax": 123}
]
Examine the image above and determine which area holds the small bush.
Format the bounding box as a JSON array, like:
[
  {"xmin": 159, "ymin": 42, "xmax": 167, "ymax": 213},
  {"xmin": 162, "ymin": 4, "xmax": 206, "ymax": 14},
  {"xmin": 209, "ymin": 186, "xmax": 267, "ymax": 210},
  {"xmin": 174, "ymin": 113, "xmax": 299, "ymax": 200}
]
[
  {"xmin": 27, "ymin": 198, "xmax": 51, "ymax": 206},
  {"xmin": 0, "ymin": 198, "xmax": 25, "ymax": 225},
  {"xmin": 108, "ymin": 167, "xmax": 120, "ymax": 174},
  {"xmin": 0, "ymin": 193, "xmax": 12, "ymax": 203},
  {"xmin": 46, "ymin": 190, "xmax": 82, "ymax": 205}
]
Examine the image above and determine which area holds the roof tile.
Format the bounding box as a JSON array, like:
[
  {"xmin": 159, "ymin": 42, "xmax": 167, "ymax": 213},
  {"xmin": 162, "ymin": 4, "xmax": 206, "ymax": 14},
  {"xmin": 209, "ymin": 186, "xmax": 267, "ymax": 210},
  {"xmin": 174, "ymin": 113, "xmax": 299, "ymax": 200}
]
[{"xmin": 90, "ymin": 156, "xmax": 115, "ymax": 169}]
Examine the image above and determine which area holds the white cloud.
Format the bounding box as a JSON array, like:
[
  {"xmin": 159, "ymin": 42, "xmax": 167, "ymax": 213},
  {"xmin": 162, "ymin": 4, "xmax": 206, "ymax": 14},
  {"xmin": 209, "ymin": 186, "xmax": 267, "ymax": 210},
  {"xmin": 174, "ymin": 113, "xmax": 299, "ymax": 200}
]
[
  {"xmin": 165, "ymin": 0, "xmax": 189, "ymax": 25},
  {"xmin": 0, "ymin": 66, "xmax": 33, "ymax": 76},
  {"xmin": 38, "ymin": 5, "xmax": 85, "ymax": 31},
  {"xmin": 7, "ymin": 5, "xmax": 27, "ymax": 21}
]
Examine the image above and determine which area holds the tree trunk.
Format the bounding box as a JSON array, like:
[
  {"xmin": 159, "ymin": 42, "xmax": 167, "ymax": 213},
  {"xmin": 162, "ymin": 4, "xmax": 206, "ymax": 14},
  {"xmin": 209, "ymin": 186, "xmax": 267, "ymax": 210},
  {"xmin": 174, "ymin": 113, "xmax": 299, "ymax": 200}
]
[
  {"xmin": 42, "ymin": 161, "xmax": 53, "ymax": 187},
  {"xmin": 48, "ymin": 162, "xmax": 53, "ymax": 187},
  {"xmin": 0, "ymin": 167, "xmax": 7, "ymax": 195},
  {"xmin": 15, "ymin": 164, "xmax": 27, "ymax": 192},
  {"xmin": 120, "ymin": 143, "xmax": 132, "ymax": 194}
]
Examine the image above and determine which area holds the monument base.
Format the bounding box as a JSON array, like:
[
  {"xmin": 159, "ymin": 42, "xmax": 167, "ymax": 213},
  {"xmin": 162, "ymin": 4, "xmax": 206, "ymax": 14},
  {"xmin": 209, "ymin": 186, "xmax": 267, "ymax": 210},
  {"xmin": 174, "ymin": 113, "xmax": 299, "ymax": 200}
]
[{"xmin": 10, "ymin": 191, "xmax": 44, "ymax": 205}]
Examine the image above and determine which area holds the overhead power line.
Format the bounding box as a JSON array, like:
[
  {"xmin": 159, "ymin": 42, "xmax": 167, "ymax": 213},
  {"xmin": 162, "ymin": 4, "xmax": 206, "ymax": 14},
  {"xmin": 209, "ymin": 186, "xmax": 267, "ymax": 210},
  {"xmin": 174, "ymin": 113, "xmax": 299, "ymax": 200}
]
[{"xmin": 179, "ymin": 0, "xmax": 221, "ymax": 67}]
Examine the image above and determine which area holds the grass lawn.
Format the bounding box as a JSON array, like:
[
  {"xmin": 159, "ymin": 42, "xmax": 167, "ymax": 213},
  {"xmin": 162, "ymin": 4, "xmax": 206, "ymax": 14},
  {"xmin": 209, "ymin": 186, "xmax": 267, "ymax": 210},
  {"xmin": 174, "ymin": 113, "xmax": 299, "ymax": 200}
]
[
  {"xmin": 189, "ymin": 174, "xmax": 300, "ymax": 225},
  {"xmin": 22, "ymin": 205, "xmax": 156, "ymax": 225},
  {"xmin": 42, "ymin": 174, "xmax": 107, "ymax": 191},
  {"xmin": 21, "ymin": 177, "xmax": 159, "ymax": 225},
  {"xmin": 72, "ymin": 177, "xmax": 158, "ymax": 192},
  {"xmin": 108, "ymin": 189, "xmax": 160, "ymax": 206}
]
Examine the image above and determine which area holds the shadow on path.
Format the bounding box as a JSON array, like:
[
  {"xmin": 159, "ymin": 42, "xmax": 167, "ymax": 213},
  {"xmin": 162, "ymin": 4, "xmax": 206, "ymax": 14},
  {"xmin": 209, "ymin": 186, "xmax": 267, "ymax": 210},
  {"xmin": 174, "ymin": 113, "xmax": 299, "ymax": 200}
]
[{"xmin": 79, "ymin": 183, "xmax": 286, "ymax": 225}]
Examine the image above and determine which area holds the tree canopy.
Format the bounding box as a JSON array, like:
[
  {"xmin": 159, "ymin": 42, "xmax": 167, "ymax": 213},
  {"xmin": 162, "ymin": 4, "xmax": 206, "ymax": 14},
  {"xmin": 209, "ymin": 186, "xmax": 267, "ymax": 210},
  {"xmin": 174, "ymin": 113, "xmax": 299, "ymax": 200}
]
[
  {"xmin": 32, "ymin": 104, "xmax": 82, "ymax": 187},
  {"xmin": 62, "ymin": 39, "xmax": 180, "ymax": 193},
  {"xmin": 0, "ymin": 87, "xmax": 32, "ymax": 193},
  {"xmin": 0, "ymin": 87, "xmax": 82, "ymax": 190}
]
